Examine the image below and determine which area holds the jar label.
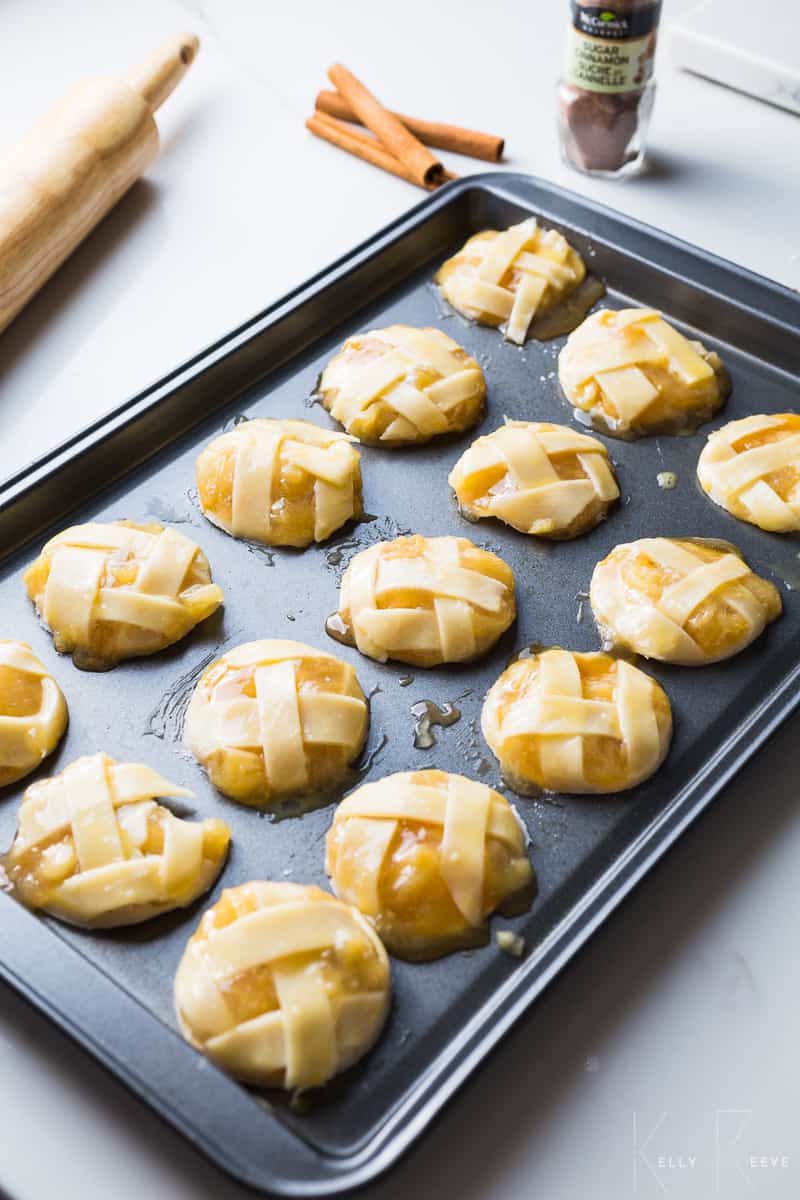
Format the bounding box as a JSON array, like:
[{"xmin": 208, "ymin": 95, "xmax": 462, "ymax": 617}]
[{"xmin": 565, "ymin": 4, "xmax": 660, "ymax": 93}]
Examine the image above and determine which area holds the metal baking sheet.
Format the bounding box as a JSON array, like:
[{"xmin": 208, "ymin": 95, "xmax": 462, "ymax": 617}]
[{"xmin": 0, "ymin": 173, "xmax": 798, "ymax": 1196}]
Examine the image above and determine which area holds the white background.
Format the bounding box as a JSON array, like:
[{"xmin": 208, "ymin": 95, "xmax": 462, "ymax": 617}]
[{"xmin": 1, "ymin": 1, "xmax": 799, "ymax": 1197}]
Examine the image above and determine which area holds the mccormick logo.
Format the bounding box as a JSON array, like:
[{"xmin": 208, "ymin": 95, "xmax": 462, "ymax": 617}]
[
  {"xmin": 571, "ymin": 2, "xmax": 661, "ymax": 39},
  {"xmin": 576, "ymin": 8, "xmax": 631, "ymax": 38}
]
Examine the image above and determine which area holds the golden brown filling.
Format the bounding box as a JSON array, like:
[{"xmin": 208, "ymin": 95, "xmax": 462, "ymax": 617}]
[
  {"xmin": 24, "ymin": 521, "xmax": 215, "ymax": 666},
  {"xmin": 327, "ymin": 818, "xmax": 530, "ymax": 953},
  {"xmin": 454, "ymin": 449, "xmax": 609, "ymax": 538},
  {"xmin": 190, "ymin": 885, "xmax": 385, "ymax": 1026},
  {"xmin": 5, "ymin": 807, "xmax": 229, "ymax": 909},
  {"xmin": 587, "ymin": 363, "xmax": 721, "ymax": 431},
  {"xmin": 0, "ymin": 666, "xmax": 43, "ymax": 718},
  {"xmin": 488, "ymin": 653, "xmax": 670, "ymax": 793},
  {"xmin": 196, "ymin": 654, "xmax": 366, "ymax": 804},
  {"xmin": 612, "ymin": 540, "xmax": 781, "ymax": 660},
  {"xmin": 336, "ymin": 535, "xmax": 517, "ymax": 669},
  {"xmin": 559, "ymin": 311, "xmax": 729, "ymax": 438},
  {"xmin": 727, "ymin": 417, "xmax": 800, "ymax": 503},
  {"xmin": 340, "ymin": 535, "xmax": 515, "ymax": 627},
  {"xmin": 437, "ymin": 229, "xmax": 586, "ymax": 325},
  {"xmin": 196, "ymin": 447, "xmax": 363, "ymax": 546},
  {"xmin": 321, "ymin": 333, "xmax": 483, "ymax": 445},
  {"xmin": 26, "ymin": 522, "xmax": 209, "ymax": 596}
]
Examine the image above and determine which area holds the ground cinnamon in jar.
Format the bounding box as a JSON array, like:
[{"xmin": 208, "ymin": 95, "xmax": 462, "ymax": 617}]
[{"xmin": 557, "ymin": 1, "xmax": 662, "ymax": 177}]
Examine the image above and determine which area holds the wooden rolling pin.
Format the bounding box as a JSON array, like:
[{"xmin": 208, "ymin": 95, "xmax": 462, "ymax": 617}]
[{"xmin": 0, "ymin": 33, "xmax": 199, "ymax": 335}]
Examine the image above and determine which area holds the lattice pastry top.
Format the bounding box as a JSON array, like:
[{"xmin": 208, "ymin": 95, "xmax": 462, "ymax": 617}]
[
  {"xmin": 24, "ymin": 521, "xmax": 224, "ymax": 670},
  {"xmin": 318, "ymin": 325, "xmax": 486, "ymax": 446},
  {"xmin": 0, "ymin": 641, "xmax": 68, "ymax": 787},
  {"xmin": 697, "ymin": 413, "xmax": 800, "ymax": 533},
  {"xmin": 590, "ymin": 538, "xmax": 782, "ymax": 665},
  {"xmin": 482, "ymin": 648, "xmax": 673, "ymax": 795},
  {"xmin": 558, "ymin": 308, "xmax": 729, "ymax": 437},
  {"xmin": 435, "ymin": 217, "xmax": 586, "ymax": 344},
  {"xmin": 449, "ymin": 420, "xmax": 620, "ymax": 539},
  {"xmin": 196, "ymin": 418, "xmax": 363, "ymax": 547},
  {"xmin": 326, "ymin": 769, "xmax": 534, "ymax": 960},
  {"xmin": 333, "ymin": 534, "xmax": 516, "ymax": 668},
  {"xmin": 184, "ymin": 639, "xmax": 368, "ymax": 808},
  {"xmin": 3, "ymin": 753, "xmax": 230, "ymax": 928},
  {"xmin": 174, "ymin": 881, "xmax": 390, "ymax": 1090}
]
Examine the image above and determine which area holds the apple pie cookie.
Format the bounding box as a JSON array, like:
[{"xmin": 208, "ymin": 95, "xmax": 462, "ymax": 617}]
[
  {"xmin": 435, "ymin": 216, "xmax": 586, "ymax": 344},
  {"xmin": 449, "ymin": 420, "xmax": 619, "ymax": 539},
  {"xmin": 317, "ymin": 325, "xmax": 486, "ymax": 446},
  {"xmin": 558, "ymin": 308, "xmax": 729, "ymax": 437},
  {"xmin": 482, "ymin": 648, "xmax": 672, "ymax": 795},
  {"xmin": 24, "ymin": 521, "xmax": 223, "ymax": 670},
  {"xmin": 330, "ymin": 534, "xmax": 516, "ymax": 667},
  {"xmin": 0, "ymin": 641, "xmax": 67, "ymax": 787},
  {"xmin": 174, "ymin": 881, "xmax": 390, "ymax": 1090},
  {"xmin": 3, "ymin": 753, "xmax": 230, "ymax": 928},
  {"xmin": 184, "ymin": 640, "xmax": 368, "ymax": 807},
  {"xmin": 590, "ymin": 538, "xmax": 782, "ymax": 665},
  {"xmin": 196, "ymin": 418, "xmax": 363, "ymax": 547},
  {"xmin": 697, "ymin": 414, "xmax": 800, "ymax": 533},
  {"xmin": 326, "ymin": 769, "xmax": 534, "ymax": 960}
]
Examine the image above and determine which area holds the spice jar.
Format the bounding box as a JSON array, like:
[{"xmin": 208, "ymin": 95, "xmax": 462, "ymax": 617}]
[{"xmin": 557, "ymin": 1, "xmax": 662, "ymax": 177}]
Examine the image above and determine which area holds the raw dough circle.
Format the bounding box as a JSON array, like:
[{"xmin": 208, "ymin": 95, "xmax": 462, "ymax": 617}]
[
  {"xmin": 3, "ymin": 753, "xmax": 230, "ymax": 928},
  {"xmin": 24, "ymin": 521, "xmax": 223, "ymax": 670},
  {"xmin": 332, "ymin": 534, "xmax": 516, "ymax": 668},
  {"xmin": 435, "ymin": 216, "xmax": 586, "ymax": 344},
  {"xmin": 326, "ymin": 769, "xmax": 534, "ymax": 960},
  {"xmin": 697, "ymin": 413, "xmax": 800, "ymax": 533},
  {"xmin": 174, "ymin": 881, "xmax": 390, "ymax": 1090},
  {"xmin": 482, "ymin": 648, "xmax": 672, "ymax": 795},
  {"xmin": 590, "ymin": 537, "xmax": 782, "ymax": 665},
  {"xmin": 449, "ymin": 420, "xmax": 619, "ymax": 539},
  {"xmin": 318, "ymin": 324, "xmax": 486, "ymax": 446},
  {"xmin": 196, "ymin": 418, "xmax": 363, "ymax": 547},
  {"xmin": 0, "ymin": 641, "xmax": 67, "ymax": 787},
  {"xmin": 184, "ymin": 639, "xmax": 368, "ymax": 807},
  {"xmin": 558, "ymin": 308, "xmax": 729, "ymax": 437}
]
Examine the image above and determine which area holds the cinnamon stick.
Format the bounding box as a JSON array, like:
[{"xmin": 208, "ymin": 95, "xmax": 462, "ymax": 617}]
[
  {"xmin": 306, "ymin": 111, "xmax": 454, "ymax": 191},
  {"xmin": 315, "ymin": 89, "xmax": 504, "ymax": 163},
  {"xmin": 328, "ymin": 63, "xmax": 445, "ymax": 188}
]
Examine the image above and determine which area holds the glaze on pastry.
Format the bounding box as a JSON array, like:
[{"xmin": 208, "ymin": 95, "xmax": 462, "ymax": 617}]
[
  {"xmin": 332, "ymin": 534, "xmax": 516, "ymax": 667},
  {"xmin": 184, "ymin": 640, "xmax": 368, "ymax": 807},
  {"xmin": 435, "ymin": 217, "xmax": 586, "ymax": 344},
  {"xmin": 482, "ymin": 648, "xmax": 672, "ymax": 795},
  {"xmin": 326, "ymin": 769, "xmax": 534, "ymax": 960},
  {"xmin": 697, "ymin": 413, "xmax": 800, "ymax": 532},
  {"xmin": 0, "ymin": 641, "xmax": 67, "ymax": 787},
  {"xmin": 558, "ymin": 308, "xmax": 729, "ymax": 437},
  {"xmin": 317, "ymin": 325, "xmax": 486, "ymax": 446},
  {"xmin": 174, "ymin": 881, "xmax": 390, "ymax": 1090},
  {"xmin": 24, "ymin": 521, "xmax": 223, "ymax": 670},
  {"xmin": 3, "ymin": 753, "xmax": 230, "ymax": 928},
  {"xmin": 590, "ymin": 537, "xmax": 781, "ymax": 665},
  {"xmin": 196, "ymin": 418, "xmax": 363, "ymax": 547},
  {"xmin": 449, "ymin": 420, "xmax": 619, "ymax": 539}
]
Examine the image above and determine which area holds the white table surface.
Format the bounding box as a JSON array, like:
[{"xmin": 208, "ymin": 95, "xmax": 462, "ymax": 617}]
[{"xmin": 1, "ymin": 2, "xmax": 799, "ymax": 1198}]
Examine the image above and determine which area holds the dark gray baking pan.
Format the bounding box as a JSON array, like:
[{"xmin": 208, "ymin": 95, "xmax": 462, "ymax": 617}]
[{"xmin": 0, "ymin": 173, "xmax": 799, "ymax": 1196}]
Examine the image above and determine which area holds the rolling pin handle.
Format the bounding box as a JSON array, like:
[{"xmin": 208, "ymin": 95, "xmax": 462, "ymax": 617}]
[{"xmin": 126, "ymin": 32, "xmax": 200, "ymax": 112}]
